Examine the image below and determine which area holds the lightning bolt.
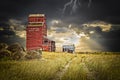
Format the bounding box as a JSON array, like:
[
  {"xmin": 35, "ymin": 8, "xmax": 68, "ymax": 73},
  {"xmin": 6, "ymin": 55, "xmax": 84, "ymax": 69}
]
[
  {"xmin": 71, "ymin": 0, "xmax": 78, "ymax": 15},
  {"xmin": 78, "ymin": 0, "xmax": 81, "ymax": 6},
  {"xmin": 62, "ymin": 0, "xmax": 92, "ymax": 15},
  {"xmin": 62, "ymin": 0, "xmax": 74, "ymax": 15},
  {"xmin": 88, "ymin": 0, "xmax": 92, "ymax": 8}
]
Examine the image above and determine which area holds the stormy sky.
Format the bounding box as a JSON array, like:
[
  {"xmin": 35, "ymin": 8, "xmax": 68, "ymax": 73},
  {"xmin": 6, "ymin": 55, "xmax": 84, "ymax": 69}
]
[{"xmin": 0, "ymin": 0, "xmax": 120, "ymax": 52}]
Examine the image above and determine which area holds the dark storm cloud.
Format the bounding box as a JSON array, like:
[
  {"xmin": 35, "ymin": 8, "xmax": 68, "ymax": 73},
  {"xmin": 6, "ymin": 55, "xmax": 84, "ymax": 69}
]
[
  {"xmin": 89, "ymin": 0, "xmax": 120, "ymax": 24},
  {"xmin": 91, "ymin": 29, "xmax": 120, "ymax": 52},
  {"xmin": 0, "ymin": 27, "xmax": 25, "ymax": 47},
  {"xmin": 0, "ymin": 0, "xmax": 119, "ymax": 24},
  {"xmin": 61, "ymin": 0, "xmax": 120, "ymax": 24}
]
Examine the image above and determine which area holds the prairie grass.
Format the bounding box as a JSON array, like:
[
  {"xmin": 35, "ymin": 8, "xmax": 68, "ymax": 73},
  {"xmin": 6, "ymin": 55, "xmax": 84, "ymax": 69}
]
[
  {"xmin": 0, "ymin": 52, "xmax": 120, "ymax": 80},
  {"xmin": 61, "ymin": 54, "xmax": 120, "ymax": 80},
  {"xmin": 83, "ymin": 54, "xmax": 120, "ymax": 80},
  {"xmin": 0, "ymin": 52, "xmax": 74, "ymax": 80},
  {"xmin": 61, "ymin": 55, "xmax": 89, "ymax": 80}
]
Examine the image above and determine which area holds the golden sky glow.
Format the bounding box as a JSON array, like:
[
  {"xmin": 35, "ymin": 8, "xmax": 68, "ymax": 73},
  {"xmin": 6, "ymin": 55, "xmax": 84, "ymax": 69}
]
[
  {"xmin": 47, "ymin": 20, "xmax": 111, "ymax": 52},
  {"xmin": 5, "ymin": 19, "xmax": 112, "ymax": 52}
]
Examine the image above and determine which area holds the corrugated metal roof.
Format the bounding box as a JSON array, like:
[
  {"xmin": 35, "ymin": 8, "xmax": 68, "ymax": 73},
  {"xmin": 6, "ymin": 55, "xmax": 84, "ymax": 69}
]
[{"xmin": 63, "ymin": 45, "xmax": 75, "ymax": 49}]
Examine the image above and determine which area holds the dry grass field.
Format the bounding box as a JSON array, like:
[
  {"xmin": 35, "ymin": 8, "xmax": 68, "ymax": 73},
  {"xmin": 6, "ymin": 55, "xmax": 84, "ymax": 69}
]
[{"xmin": 0, "ymin": 52, "xmax": 120, "ymax": 80}]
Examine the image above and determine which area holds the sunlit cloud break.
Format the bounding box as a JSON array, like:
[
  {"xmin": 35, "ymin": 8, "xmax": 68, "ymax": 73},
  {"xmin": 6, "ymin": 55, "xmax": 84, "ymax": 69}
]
[
  {"xmin": 48, "ymin": 19, "xmax": 102, "ymax": 52},
  {"xmin": 8, "ymin": 19, "xmax": 26, "ymax": 38},
  {"xmin": 83, "ymin": 21, "xmax": 112, "ymax": 32}
]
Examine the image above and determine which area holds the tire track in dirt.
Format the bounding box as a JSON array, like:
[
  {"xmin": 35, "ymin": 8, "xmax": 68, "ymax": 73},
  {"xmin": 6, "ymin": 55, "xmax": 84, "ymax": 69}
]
[
  {"xmin": 53, "ymin": 55, "xmax": 97, "ymax": 80},
  {"xmin": 53, "ymin": 55, "xmax": 77, "ymax": 80},
  {"xmin": 80, "ymin": 62, "xmax": 96, "ymax": 80},
  {"xmin": 81, "ymin": 56, "xmax": 97, "ymax": 80}
]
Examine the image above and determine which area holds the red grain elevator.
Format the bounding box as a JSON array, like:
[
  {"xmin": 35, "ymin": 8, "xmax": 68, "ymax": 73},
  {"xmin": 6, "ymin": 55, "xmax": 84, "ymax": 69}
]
[
  {"xmin": 26, "ymin": 14, "xmax": 55, "ymax": 51},
  {"xmin": 26, "ymin": 14, "xmax": 47, "ymax": 50}
]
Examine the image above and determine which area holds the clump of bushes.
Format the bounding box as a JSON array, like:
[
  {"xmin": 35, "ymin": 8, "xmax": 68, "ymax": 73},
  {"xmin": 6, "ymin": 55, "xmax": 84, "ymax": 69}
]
[
  {"xmin": 25, "ymin": 49, "xmax": 42, "ymax": 60},
  {"xmin": 7, "ymin": 43, "xmax": 26, "ymax": 60},
  {"xmin": 0, "ymin": 43, "xmax": 8, "ymax": 50},
  {"xmin": 0, "ymin": 43, "xmax": 42, "ymax": 61},
  {"xmin": 0, "ymin": 43, "xmax": 11, "ymax": 60},
  {"xmin": 0, "ymin": 49, "xmax": 12, "ymax": 60}
]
